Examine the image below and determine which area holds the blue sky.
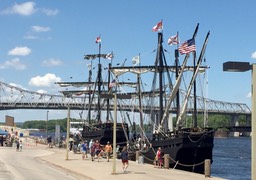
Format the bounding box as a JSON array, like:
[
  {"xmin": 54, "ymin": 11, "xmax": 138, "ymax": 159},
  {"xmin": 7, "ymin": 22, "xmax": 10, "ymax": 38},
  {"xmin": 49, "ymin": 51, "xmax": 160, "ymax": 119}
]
[{"xmin": 0, "ymin": 1, "xmax": 256, "ymax": 122}]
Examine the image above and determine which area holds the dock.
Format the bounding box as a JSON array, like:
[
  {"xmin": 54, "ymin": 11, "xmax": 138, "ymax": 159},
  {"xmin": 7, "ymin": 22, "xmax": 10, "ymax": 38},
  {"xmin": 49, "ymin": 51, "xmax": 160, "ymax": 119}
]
[{"xmin": 31, "ymin": 142, "xmax": 225, "ymax": 180}]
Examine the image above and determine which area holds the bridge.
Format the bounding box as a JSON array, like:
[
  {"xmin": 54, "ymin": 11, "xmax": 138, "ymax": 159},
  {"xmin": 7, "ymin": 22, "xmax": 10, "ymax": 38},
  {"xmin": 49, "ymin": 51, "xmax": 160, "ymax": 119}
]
[{"xmin": 0, "ymin": 81, "xmax": 251, "ymax": 129}]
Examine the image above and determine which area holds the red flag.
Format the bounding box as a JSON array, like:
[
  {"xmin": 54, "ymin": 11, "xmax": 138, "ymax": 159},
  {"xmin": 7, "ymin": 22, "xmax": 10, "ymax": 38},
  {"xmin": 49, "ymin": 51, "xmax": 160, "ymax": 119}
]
[
  {"xmin": 168, "ymin": 34, "xmax": 179, "ymax": 45},
  {"xmin": 152, "ymin": 20, "xmax": 163, "ymax": 32},
  {"xmin": 95, "ymin": 36, "xmax": 101, "ymax": 43}
]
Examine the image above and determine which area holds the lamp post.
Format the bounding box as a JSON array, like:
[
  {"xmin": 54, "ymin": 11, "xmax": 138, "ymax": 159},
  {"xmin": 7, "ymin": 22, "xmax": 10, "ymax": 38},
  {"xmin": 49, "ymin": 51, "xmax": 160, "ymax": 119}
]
[
  {"xmin": 101, "ymin": 93, "xmax": 131, "ymax": 174},
  {"xmin": 46, "ymin": 110, "xmax": 49, "ymax": 138},
  {"xmin": 223, "ymin": 61, "xmax": 255, "ymax": 180},
  {"xmin": 66, "ymin": 106, "xmax": 70, "ymax": 160}
]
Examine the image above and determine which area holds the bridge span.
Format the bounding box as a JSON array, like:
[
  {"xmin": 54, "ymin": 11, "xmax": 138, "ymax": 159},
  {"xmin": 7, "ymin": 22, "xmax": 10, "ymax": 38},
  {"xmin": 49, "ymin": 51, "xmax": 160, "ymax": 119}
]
[{"xmin": 0, "ymin": 81, "xmax": 251, "ymax": 117}]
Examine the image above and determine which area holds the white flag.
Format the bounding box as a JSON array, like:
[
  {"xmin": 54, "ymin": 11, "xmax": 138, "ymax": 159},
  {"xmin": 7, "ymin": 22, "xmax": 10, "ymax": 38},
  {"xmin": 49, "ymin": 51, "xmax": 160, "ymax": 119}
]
[{"xmin": 132, "ymin": 56, "xmax": 140, "ymax": 65}]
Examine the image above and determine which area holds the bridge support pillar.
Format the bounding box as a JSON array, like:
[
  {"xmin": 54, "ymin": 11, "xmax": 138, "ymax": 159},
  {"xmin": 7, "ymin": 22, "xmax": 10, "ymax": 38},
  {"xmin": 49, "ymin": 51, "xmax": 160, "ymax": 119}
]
[{"xmin": 246, "ymin": 115, "xmax": 251, "ymax": 126}]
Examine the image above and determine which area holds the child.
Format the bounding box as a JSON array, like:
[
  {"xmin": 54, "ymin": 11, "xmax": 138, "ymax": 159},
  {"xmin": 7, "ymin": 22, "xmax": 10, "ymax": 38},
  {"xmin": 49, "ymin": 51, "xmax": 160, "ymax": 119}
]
[{"xmin": 19, "ymin": 140, "xmax": 23, "ymax": 151}]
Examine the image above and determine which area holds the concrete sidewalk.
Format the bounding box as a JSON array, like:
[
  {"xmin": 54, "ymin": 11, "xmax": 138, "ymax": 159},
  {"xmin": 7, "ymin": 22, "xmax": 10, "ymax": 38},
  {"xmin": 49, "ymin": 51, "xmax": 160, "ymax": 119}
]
[{"xmin": 26, "ymin": 141, "xmax": 225, "ymax": 180}]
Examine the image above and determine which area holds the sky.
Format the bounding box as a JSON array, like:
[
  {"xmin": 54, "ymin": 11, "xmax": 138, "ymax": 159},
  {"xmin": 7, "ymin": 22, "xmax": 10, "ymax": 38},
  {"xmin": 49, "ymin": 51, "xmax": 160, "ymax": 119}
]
[{"xmin": 0, "ymin": 0, "xmax": 256, "ymax": 123}]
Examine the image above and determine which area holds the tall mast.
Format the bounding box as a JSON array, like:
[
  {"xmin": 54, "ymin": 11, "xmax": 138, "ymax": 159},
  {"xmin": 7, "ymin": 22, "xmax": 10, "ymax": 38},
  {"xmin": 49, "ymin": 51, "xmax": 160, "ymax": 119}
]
[
  {"xmin": 156, "ymin": 32, "xmax": 164, "ymax": 124},
  {"xmin": 88, "ymin": 61, "xmax": 92, "ymax": 124},
  {"xmin": 97, "ymin": 36, "xmax": 102, "ymax": 122},
  {"xmin": 137, "ymin": 54, "xmax": 144, "ymax": 138},
  {"xmin": 106, "ymin": 63, "xmax": 111, "ymax": 121},
  {"xmin": 174, "ymin": 49, "xmax": 180, "ymax": 119},
  {"xmin": 193, "ymin": 50, "xmax": 197, "ymax": 128}
]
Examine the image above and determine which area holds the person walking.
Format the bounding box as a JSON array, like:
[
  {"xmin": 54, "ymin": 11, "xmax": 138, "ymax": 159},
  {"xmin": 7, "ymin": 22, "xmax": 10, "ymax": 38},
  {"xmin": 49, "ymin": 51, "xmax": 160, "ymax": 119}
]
[
  {"xmin": 105, "ymin": 141, "xmax": 112, "ymax": 162},
  {"xmin": 156, "ymin": 147, "xmax": 163, "ymax": 168},
  {"xmin": 19, "ymin": 140, "xmax": 23, "ymax": 152},
  {"xmin": 90, "ymin": 140, "xmax": 95, "ymax": 161},
  {"xmin": 94, "ymin": 140, "xmax": 102, "ymax": 162},
  {"xmin": 15, "ymin": 138, "xmax": 20, "ymax": 152},
  {"xmin": 81, "ymin": 140, "xmax": 88, "ymax": 160},
  {"xmin": 120, "ymin": 146, "xmax": 129, "ymax": 173}
]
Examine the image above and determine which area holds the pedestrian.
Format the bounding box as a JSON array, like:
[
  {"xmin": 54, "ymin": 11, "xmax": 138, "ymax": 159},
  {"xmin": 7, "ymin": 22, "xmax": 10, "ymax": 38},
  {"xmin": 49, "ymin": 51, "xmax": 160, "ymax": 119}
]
[
  {"xmin": 15, "ymin": 138, "xmax": 20, "ymax": 152},
  {"xmin": 90, "ymin": 140, "xmax": 95, "ymax": 161},
  {"xmin": 120, "ymin": 146, "xmax": 129, "ymax": 173},
  {"xmin": 81, "ymin": 140, "xmax": 88, "ymax": 160},
  {"xmin": 69, "ymin": 137, "xmax": 74, "ymax": 151},
  {"xmin": 19, "ymin": 140, "xmax": 23, "ymax": 151},
  {"xmin": 105, "ymin": 141, "xmax": 112, "ymax": 162},
  {"xmin": 157, "ymin": 147, "xmax": 163, "ymax": 168},
  {"xmin": 94, "ymin": 140, "xmax": 102, "ymax": 162},
  {"xmin": 89, "ymin": 139, "xmax": 93, "ymax": 154}
]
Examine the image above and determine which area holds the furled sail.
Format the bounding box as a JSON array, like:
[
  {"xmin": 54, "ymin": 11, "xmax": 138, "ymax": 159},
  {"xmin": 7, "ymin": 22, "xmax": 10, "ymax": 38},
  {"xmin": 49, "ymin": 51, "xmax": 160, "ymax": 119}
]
[{"xmin": 110, "ymin": 66, "xmax": 207, "ymax": 77}]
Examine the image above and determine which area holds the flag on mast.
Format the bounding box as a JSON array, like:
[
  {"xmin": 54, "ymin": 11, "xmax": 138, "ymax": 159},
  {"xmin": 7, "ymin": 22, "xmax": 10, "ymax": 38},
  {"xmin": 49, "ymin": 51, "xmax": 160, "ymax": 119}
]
[
  {"xmin": 178, "ymin": 38, "xmax": 196, "ymax": 54},
  {"xmin": 152, "ymin": 20, "xmax": 163, "ymax": 32},
  {"xmin": 109, "ymin": 79, "xmax": 116, "ymax": 88},
  {"xmin": 132, "ymin": 55, "xmax": 140, "ymax": 65},
  {"xmin": 95, "ymin": 36, "xmax": 101, "ymax": 43},
  {"xmin": 168, "ymin": 34, "xmax": 179, "ymax": 45}
]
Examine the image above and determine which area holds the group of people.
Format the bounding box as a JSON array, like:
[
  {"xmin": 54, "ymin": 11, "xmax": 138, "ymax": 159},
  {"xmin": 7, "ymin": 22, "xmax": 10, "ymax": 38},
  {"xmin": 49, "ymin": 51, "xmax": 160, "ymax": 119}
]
[{"xmin": 79, "ymin": 139, "xmax": 129, "ymax": 172}]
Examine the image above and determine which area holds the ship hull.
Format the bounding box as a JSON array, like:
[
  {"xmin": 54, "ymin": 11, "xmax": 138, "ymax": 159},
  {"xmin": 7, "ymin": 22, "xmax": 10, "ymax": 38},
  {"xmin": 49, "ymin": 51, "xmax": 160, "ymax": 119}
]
[
  {"xmin": 81, "ymin": 122, "xmax": 129, "ymax": 146},
  {"xmin": 130, "ymin": 128, "xmax": 214, "ymax": 174}
]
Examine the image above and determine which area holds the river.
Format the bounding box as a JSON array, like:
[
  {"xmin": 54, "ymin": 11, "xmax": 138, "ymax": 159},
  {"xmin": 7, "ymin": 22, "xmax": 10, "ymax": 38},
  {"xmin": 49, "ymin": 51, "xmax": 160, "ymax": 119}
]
[{"xmin": 211, "ymin": 137, "xmax": 251, "ymax": 180}]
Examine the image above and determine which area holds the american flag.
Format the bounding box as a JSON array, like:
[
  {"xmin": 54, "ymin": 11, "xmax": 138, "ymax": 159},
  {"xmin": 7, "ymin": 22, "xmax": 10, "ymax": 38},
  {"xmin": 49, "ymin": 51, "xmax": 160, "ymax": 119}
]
[
  {"xmin": 152, "ymin": 20, "xmax": 163, "ymax": 32},
  {"xmin": 178, "ymin": 38, "xmax": 196, "ymax": 54},
  {"xmin": 95, "ymin": 36, "xmax": 101, "ymax": 44},
  {"xmin": 168, "ymin": 34, "xmax": 179, "ymax": 45},
  {"xmin": 109, "ymin": 79, "xmax": 116, "ymax": 88}
]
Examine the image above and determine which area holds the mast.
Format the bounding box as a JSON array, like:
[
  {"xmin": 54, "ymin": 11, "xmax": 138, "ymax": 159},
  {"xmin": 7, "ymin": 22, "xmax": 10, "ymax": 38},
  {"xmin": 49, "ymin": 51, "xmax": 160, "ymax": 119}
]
[
  {"xmin": 157, "ymin": 32, "xmax": 164, "ymax": 123},
  {"xmin": 106, "ymin": 63, "xmax": 111, "ymax": 121},
  {"xmin": 175, "ymin": 49, "xmax": 180, "ymax": 119},
  {"xmin": 88, "ymin": 61, "xmax": 92, "ymax": 124},
  {"xmin": 193, "ymin": 49, "xmax": 197, "ymax": 128},
  {"xmin": 97, "ymin": 36, "xmax": 102, "ymax": 122},
  {"xmin": 137, "ymin": 54, "xmax": 144, "ymax": 138}
]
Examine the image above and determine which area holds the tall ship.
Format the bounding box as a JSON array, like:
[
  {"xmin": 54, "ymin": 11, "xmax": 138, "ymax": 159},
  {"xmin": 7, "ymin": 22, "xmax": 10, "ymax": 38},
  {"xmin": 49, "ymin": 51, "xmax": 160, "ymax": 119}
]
[{"xmin": 56, "ymin": 22, "xmax": 214, "ymax": 174}]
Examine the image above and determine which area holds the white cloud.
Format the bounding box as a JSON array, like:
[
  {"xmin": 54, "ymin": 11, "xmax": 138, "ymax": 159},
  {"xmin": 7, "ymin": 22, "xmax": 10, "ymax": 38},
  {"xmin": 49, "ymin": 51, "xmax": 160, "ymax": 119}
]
[
  {"xmin": 24, "ymin": 35, "xmax": 38, "ymax": 40},
  {"xmin": 41, "ymin": 8, "xmax": 59, "ymax": 16},
  {"xmin": 1, "ymin": 2, "xmax": 37, "ymax": 16},
  {"xmin": 8, "ymin": 46, "xmax": 31, "ymax": 56},
  {"xmin": 251, "ymin": 52, "xmax": 256, "ymax": 59},
  {"xmin": 42, "ymin": 58, "xmax": 62, "ymax": 67},
  {"xmin": 32, "ymin": 25, "xmax": 51, "ymax": 32},
  {"xmin": 29, "ymin": 73, "xmax": 62, "ymax": 87},
  {"xmin": 0, "ymin": 58, "xmax": 26, "ymax": 70}
]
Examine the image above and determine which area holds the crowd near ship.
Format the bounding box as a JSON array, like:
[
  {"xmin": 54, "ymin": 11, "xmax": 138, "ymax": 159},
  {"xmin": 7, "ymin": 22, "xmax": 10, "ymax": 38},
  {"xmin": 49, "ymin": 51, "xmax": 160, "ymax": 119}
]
[{"xmin": 56, "ymin": 21, "xmax": 214, "ymax": 174}]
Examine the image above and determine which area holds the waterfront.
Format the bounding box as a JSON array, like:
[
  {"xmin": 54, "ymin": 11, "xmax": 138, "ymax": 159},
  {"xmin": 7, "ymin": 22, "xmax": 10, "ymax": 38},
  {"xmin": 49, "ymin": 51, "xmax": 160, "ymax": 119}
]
[
  {"xmin": 212, "ymin": 137, "xmax": 251, "ymax": 180},
  {"xmin": 29, "ymin": 131, "xmax": 251, "ymax": 179}
]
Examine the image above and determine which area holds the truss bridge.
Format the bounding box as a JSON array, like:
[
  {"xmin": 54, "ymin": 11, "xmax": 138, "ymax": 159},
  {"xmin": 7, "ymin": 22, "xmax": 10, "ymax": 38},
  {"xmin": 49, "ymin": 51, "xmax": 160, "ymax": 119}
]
[{"xmin": 0, "ymin": 81, "xmax": 251, "ymax": 117}]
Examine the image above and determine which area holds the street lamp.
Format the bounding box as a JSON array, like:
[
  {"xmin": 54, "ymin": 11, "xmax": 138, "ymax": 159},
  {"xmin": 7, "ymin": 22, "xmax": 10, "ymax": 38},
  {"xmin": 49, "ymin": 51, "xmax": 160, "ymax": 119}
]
[
  {"xmin": 46, "ymin": 110, "xmax": 49, "ymax": 138},
  {"xmin": 223, "ymin": 61, "xmax": 255, "ymax": 180},
  {"xmin": 101, "ymin": 93, "xmax": 131, "ymax": 174}
]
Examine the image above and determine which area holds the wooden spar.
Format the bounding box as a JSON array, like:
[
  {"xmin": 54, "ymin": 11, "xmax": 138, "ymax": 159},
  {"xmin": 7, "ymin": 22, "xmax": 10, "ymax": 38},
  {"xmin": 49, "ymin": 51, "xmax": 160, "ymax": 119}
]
[{"xmin": 176, "ymin": 31, "xmax": 210, "ymax": 128}]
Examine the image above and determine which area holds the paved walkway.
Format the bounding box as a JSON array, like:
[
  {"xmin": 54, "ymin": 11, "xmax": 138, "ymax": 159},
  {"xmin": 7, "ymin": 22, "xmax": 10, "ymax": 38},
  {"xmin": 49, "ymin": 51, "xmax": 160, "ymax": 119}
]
[{"xmin": 24, "ymin": 139, "xmax": 225, "ymax": 180}]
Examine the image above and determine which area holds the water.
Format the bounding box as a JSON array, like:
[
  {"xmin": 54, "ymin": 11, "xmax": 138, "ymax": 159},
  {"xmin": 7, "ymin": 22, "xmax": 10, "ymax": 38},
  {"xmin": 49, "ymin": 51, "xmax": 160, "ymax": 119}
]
[{"xmin": 211, "ymin": 137, "xmax": 251, "ymax": 180}]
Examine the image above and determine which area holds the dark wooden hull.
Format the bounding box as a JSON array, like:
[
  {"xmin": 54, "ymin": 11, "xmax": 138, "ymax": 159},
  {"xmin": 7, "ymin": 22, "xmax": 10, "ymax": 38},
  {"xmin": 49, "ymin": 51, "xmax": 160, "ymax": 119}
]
[
  {"xmin": 81, "ymin": 122, "xmax": 129, "ymax": 146},
  {"xmin": 130, "ymin": 128, "xmax": 214, "ymax": 174}
]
